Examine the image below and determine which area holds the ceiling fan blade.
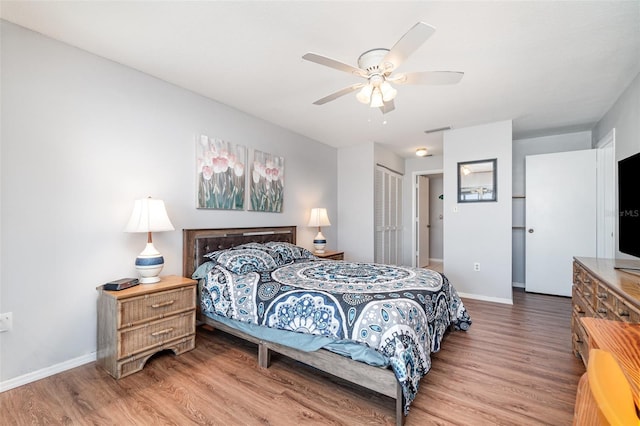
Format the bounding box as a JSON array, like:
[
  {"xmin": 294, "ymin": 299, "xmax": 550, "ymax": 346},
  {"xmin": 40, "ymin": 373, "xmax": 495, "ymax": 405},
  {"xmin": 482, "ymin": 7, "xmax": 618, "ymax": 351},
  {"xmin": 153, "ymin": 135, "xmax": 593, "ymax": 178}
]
[
  {"xmin": 380, "ymin": 99, "xmax": 395, "ymax": 114},
  {"xmin": 383, "ymin": 22, "xmax": 436, "ymax": 71},
  {"xmin": 312, "ymin": 84, "xmax": 364, "ymax": 105},
  {"xmin": 393, "ymin": 71, "xmax": 464, "ymax": 85},
  {"xmin": 302, "ymin": 53, "xmax": 368, "ymax": 77}
]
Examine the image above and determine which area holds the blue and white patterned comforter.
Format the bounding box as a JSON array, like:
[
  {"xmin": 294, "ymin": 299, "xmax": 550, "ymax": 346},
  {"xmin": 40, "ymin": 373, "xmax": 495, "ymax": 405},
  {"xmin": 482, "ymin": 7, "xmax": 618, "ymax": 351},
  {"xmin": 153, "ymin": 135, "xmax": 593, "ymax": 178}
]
[{"xmin": 194, "ymin": 242, "xmax": 471, "ymax": 414}]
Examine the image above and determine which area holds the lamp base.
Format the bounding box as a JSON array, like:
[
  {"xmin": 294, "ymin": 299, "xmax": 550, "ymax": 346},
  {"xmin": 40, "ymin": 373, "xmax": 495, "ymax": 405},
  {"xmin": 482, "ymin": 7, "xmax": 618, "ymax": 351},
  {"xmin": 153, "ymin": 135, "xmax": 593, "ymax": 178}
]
[
  {"xmin": 313, "ymin": 230, "xmax": 327, "ymax": 254},
  {"xmin": 135, "ymin": 242, "xmax": 164, "ymax": 284},
  {"xmin": 138, "ymin": 275, "xmax": 161, "ymax": 284}
]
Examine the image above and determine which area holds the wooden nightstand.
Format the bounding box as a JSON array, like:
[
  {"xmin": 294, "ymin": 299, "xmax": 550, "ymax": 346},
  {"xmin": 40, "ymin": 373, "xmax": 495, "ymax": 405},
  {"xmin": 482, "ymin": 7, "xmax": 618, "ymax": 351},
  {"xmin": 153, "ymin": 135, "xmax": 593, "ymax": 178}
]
[
  {"xmin": 96, "ymin": 275, "xmax": 197, "ymax": 379},
  {"xmin": 314, "ymin": 250, "xmax": 344, "ymax": 260}
]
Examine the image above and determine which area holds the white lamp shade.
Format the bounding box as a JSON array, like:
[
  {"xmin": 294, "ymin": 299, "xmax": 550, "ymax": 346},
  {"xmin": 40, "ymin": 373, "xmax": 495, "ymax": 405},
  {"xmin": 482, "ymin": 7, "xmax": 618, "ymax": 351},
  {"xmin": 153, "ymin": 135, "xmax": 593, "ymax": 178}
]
[
  {"xmin": 307, "ymin": 208, "xmax": 331, "ymax": 227},
  {"xmin": 379, "ymin": 81, "xmax": 397, "ymax": 102},
  {"xmin": 125, "ymin": 198, "xmax": 175, "ymax": 233},
  {"xmin": 356, "ymin": 84, "xmax": 373, "ymax": 104},
  {"xmin": 370, "ymin": 88, "xmax": 384, "ymax": 108}
]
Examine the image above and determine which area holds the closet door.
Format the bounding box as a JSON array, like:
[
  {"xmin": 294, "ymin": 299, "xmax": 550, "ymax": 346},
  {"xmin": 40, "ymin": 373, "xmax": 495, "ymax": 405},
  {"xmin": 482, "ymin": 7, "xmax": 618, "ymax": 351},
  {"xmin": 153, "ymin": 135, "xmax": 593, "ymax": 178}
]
[{"xmin": 375, "ymin": 166, "xmax": 403, "ymax": 265}]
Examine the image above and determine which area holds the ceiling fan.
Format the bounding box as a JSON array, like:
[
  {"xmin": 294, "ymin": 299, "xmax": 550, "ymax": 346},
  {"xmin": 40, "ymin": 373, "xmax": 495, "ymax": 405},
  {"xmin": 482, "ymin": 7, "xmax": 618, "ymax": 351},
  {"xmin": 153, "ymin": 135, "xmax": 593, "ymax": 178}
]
[{"xmin": 302, "ymin": 22, "xmax": 464, "ymax": 114}]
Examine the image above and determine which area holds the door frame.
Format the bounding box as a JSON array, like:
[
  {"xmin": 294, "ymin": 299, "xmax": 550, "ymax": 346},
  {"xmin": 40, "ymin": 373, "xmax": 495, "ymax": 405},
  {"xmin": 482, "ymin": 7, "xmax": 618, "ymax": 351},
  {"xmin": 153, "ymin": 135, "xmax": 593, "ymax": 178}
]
[
  {"xmin": 411, "ymin": 168, "xmax": 443, "ymax": 267},
  {"xmin": 596, "ymin": 128, "xmax": 615, "ymax": 259}
]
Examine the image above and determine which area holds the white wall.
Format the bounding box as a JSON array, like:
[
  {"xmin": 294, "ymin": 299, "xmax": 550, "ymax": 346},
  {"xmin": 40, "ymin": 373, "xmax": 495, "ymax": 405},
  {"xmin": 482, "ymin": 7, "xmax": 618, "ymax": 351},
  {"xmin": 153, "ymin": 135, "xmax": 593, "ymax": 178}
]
[
  {"xmin": 337, "ymin": 142, "xmax": 404, "ymax": 263},
  {"xmin": 444, "ymin": 121, "xmax": 513, "ymax": 304},
  {"xmin": 337, "ymin": 142, "xmax": 374, "ymax": 262},
  {"xmin": 374, "ymin": 143, "xmax": 405, "ymax": 176},
  {"xmin": 0, "ymin": 21, "xmax": 337, "ymax": 387},
  {"xmin": 511, "ymin": 131, "xmax": 592, "ymax": 285},
  {"xmin": 593, "ymin": 72, "xmax": 640, "ymax": 260}
]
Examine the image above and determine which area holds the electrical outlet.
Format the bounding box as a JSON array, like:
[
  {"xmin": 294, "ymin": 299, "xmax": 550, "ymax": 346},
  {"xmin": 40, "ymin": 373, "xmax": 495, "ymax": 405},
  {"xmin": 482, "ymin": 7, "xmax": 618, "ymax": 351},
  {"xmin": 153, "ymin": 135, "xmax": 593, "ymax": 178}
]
[
  {"xmin": 0, "ymin": 312, "xmax": 12, "ymax": 332},
  {"xmin": 474, "ymin": 262, "xmax": 480, "ymax": 271}
]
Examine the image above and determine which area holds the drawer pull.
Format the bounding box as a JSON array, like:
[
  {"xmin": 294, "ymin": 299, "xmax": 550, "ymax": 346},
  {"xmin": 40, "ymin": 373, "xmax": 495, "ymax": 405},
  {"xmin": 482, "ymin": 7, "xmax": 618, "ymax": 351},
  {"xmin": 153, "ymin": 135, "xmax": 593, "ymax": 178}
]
[
  {"xmin": 618, "ymin": 310, "xmax": 630, "ymax": 317},
  {"xmin": 597, "ymin": 308, "xmax": 607, "ymax": 314},
  {"xmin": 151, "ymin": 300, "xmax": 175, "ymax": 308},
  {"xmin": 151, "ymin": 328, "xmax": 174, "ymax": 337},
  {"xmin": 597, "ymin": 292, "xmax": 608, "ymax": 300}
]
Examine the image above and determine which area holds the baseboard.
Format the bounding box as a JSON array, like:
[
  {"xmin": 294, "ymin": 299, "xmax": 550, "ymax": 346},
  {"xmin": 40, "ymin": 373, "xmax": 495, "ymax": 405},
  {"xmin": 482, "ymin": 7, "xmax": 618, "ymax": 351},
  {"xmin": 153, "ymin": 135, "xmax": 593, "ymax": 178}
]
[
  {"xmin": 512, "ymin": 282, "xmax": 525, "ymax": 289},
  {"xmin": 429, "ymin": 258, "xmax": 443, "ymax": 263},
  {"xmin": 457, "ymin": 291, "xmax": 513, "ymax": 305},
  {"xmin": 0, "ymin": 352, "xmax": 96, "ymax": 393}
]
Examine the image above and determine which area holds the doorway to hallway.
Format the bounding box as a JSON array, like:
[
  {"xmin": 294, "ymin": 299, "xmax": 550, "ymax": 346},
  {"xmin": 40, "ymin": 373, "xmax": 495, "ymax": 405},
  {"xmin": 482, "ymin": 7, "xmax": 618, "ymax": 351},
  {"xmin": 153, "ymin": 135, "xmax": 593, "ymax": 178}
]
[{"xmin": 413, "ymin": 170, "xmax": 444, "ymax": 269}]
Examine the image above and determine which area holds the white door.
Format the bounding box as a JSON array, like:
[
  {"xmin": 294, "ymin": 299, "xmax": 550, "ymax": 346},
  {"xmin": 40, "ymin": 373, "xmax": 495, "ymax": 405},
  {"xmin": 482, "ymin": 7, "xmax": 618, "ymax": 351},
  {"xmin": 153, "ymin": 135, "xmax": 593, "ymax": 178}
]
[
  {"xmin": 526, "ymin": 150, "xmax": 596, "ymax": 296},
  {"xmin": 417, "ymin": 176, "xmax": 430, "ymax": 267},
  {"xmin": 375, "ymin": 166, "xmax": 403, "ymax": 265}
]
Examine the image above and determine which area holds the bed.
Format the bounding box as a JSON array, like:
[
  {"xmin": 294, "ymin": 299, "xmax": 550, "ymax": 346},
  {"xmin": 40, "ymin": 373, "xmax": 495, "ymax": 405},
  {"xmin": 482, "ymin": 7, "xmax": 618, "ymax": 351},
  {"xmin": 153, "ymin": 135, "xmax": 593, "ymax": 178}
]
[{"xmin": 182, "ymin": 226, "xmax": 471, "ymax": 425}]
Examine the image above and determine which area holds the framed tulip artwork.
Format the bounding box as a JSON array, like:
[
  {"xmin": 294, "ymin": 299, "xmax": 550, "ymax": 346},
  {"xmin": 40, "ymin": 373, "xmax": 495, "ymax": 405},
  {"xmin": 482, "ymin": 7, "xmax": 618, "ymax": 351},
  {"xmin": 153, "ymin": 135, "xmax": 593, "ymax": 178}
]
[
  {"xmin": 249, "ymin": 149, "xmax": 285, "ymax": 213},
  {"xmin": 196, "ymin": 135, "xmax": 247, "ymax": 210}
]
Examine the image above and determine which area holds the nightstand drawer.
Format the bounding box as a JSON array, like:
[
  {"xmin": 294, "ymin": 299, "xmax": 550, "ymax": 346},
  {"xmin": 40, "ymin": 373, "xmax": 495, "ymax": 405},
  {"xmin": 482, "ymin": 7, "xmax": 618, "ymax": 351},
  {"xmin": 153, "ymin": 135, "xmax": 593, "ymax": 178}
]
[
  {"xmin": 119, "ymin": 311, "xmax": 195, "ymax": 357},
  {"xmin": 118, "ymin": 311, "xmax": 196, "ymax": 358},
  {"xmin": 119, "ymin": 286, "xmax": 196, "ymax": 328}
]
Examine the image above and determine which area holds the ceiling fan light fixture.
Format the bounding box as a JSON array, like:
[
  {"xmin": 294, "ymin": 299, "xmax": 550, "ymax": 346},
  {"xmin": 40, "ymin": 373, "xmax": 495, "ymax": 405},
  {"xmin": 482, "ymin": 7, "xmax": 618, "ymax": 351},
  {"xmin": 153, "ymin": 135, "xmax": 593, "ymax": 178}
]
[
  {"xmin": 302, "ymin": 22, "xmax": 462, "ymax": 115},
  {"xmin": 415, "ymin": 147, "xmax": 429, "ymax": 157},
  {"xmin": 356, "ymin": 84, "xmax": 373, "ymax": 104},
  {"xmin": 370, "ymin": 88, "xmax": 384, "ymax": 108},
  {"xmin": 379, "ymin": 81, "xmax": 397, "ymax": 102}
]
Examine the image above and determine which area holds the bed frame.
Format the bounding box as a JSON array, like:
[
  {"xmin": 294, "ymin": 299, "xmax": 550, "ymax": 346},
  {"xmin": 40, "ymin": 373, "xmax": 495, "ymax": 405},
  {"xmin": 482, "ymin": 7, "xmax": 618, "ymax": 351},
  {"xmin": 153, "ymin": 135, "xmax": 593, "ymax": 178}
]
[{"xmin": 182, "ymin": 226, "xmax": 405, "ymax": 425}]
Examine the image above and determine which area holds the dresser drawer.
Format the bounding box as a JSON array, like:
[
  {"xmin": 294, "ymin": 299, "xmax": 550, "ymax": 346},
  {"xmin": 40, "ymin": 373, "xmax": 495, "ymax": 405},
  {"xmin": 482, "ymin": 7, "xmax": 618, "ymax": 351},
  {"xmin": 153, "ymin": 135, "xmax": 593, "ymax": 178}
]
[
  {"xmin": 571, "ymin": 310, "xmax": 589, "ymax": 363},
  {"xmin": 595, "ymin": 282, "xmax": 615, "ymax": 308},
  {"xmin": 594, "ymin": 284, "xmax": 617, "ymax": 320},
  {"xmin": 573, "ymin": 264, "xmax": 595, "ymax": 305},
  {"xmin": 119, "ymin": 311, "xmax": 195, "ymax": 357},
  {"xmin": 118, "ymin": 286, "xmax": 196, "ymax": 328},
  {"xmin": 616, "ymin": 298, "xmax": 640, "ymax": 323},
  {"xmin": 572, "ymin": 286, "xmax": 594, "ymax": 317}
]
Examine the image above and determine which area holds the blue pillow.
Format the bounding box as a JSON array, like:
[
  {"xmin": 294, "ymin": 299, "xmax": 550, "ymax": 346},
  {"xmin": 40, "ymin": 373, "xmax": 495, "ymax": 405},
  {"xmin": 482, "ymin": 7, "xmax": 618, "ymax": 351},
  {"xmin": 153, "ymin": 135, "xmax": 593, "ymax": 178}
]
[
  {"xmin": 265, "ymin": 241, "xmax": 316, "ymax": 265},
  {"xmin": 204, "ymin": 247, "xmax": 278, "ymax": 274}
]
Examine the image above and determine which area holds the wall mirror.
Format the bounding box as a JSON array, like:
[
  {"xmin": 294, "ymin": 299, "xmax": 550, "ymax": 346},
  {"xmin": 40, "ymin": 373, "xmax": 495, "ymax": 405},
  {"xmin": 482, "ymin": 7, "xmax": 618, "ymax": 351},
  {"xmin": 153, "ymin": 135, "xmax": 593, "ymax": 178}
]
[{"xmin": 457, "ymin": 158, "xmax": 497, "ymax": 203}]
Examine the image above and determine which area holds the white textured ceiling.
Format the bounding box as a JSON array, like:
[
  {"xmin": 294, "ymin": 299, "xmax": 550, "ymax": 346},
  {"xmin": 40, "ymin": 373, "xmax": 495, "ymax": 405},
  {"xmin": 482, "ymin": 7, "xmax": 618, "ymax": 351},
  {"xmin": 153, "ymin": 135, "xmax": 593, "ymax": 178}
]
[{"xmin": 2, "ymin": 1, "xmax": 639, "ymax": 157}]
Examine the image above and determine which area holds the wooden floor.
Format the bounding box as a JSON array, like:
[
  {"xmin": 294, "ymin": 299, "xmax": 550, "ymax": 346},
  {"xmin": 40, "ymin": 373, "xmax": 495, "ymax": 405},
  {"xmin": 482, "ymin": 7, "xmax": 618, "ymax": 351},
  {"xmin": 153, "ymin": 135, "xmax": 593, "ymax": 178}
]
[{"xmin": 0, "ymin": 290, "xmax": 584, "ymax": 425}]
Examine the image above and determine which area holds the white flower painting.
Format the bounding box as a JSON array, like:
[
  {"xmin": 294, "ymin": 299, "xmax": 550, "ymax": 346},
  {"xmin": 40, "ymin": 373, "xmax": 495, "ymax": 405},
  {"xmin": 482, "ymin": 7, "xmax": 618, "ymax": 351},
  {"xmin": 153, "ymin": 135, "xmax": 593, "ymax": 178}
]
[
  {"xmin": 250, "ymin": 150, "xmax": 284, "ymax": 212},
  {"xmin": 197, "ymin": 135, "xmax": 246, "ymax": 210}
]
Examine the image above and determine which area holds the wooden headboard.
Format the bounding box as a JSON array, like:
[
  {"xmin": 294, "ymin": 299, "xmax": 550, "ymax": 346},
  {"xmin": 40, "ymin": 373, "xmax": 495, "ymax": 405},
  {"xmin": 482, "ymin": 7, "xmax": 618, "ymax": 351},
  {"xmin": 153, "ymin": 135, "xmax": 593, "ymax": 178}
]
[{"xmin": 182, "ymin": 226, "xmax": 297, "ymax": 278}]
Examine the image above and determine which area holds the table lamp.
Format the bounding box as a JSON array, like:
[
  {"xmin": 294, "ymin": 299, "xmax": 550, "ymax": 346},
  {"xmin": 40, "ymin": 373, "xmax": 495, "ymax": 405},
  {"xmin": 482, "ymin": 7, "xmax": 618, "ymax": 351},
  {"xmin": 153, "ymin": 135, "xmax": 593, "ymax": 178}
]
[
  {"xmin": 125, "ymin": 197, "xmax": 175, "ymax": 283},
  {"xmin": 307, "ymin": 207, "xmax": 331, "ymax": 254}
]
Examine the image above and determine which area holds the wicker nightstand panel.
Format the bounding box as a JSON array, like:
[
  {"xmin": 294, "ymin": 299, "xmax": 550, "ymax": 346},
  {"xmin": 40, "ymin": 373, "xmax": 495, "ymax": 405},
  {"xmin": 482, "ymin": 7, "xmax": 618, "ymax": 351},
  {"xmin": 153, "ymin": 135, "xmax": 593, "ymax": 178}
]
[
  {"xmin": 118, "ymin": 311, "xmax": 195, "ymax": 358},
  {"xmin": 117, "ymin": 335, "xmax": 196, "ymax": 379},
  {"xmin": 119, "ymin": 286, "xmax": 196, "ymax": 328}
]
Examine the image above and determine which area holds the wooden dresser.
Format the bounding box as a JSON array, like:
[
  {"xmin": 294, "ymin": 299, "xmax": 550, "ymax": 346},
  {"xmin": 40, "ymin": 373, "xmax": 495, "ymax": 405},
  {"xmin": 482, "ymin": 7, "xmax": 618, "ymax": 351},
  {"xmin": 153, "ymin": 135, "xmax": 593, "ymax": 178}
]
[
  {"xmin": 573, "ymin": 318, "xmax": 640, "ymax": 425},
  {"xmin": 572, "ymin": 257, "xmax": 640, "ymax": 366},
  {"xmin": 97, "ymin": 275, "xmax": 197, "ymax": 379}
]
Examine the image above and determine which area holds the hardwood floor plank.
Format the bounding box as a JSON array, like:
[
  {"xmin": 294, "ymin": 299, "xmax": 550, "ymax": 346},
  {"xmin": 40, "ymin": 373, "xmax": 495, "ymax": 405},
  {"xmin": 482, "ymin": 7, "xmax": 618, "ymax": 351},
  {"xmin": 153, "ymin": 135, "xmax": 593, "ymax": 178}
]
[{"xmin": 0, "ymin": 290, "xmax": 584, "ymax": 425}]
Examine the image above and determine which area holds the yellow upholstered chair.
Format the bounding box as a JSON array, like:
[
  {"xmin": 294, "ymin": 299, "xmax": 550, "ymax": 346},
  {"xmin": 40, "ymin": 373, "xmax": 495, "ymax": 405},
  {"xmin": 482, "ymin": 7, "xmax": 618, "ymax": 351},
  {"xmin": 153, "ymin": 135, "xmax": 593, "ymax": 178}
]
[{"xmin": 587, "ymin": 349, "xmax": 640, "ymax": 426}]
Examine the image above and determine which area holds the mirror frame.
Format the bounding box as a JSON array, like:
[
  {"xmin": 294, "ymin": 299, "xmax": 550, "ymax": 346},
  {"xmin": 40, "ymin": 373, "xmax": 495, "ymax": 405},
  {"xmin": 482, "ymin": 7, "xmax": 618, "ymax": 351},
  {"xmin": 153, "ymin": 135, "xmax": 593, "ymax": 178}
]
[{"xmin": 457, "ymin": 158, "xmax": 497, "ymax": 203}]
